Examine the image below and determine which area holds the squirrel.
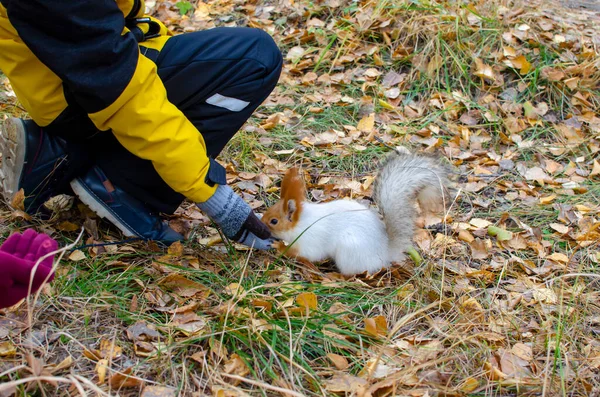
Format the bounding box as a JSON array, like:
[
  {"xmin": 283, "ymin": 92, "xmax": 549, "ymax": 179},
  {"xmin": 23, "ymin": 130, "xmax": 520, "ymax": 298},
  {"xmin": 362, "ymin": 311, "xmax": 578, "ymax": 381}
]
[{"xmin": 261, "ymin": 149, "xmax": 453, "ymax": 275}]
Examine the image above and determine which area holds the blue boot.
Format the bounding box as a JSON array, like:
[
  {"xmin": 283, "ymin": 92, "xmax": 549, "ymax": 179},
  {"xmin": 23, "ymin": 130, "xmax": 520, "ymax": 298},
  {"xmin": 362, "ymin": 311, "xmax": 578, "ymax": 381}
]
[
  {"xmin": 0, "ymin": 118, "xmax": 72, "ymax": 213},
  {"xmin": 70, "ymin": 166, "xmax": 183, "ymax": 244}
]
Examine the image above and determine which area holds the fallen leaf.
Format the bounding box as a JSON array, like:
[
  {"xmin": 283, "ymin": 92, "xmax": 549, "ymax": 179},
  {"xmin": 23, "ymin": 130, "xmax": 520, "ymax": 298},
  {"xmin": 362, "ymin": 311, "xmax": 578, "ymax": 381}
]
[
  {"xmin": 488, "ymin": 226, "xmax": 513, "ymax": 241},
  {"xmin": 590, "ymin": 160, "xmax": 600, "ymax": 177},
  {"xmin": 0, "ymin": 341, "xmax": 16, "ymax": 357},
  {"xmin": 460, "ymin": 377, "xmax": 479, "ymax": 392},
  {"xmin": 96, "ymin": 359, "xmax": 109, "ymax": 384},
  {"xmin": 296, "ymin": 292, "xmax": 318, "ymax": 310},
  {"xmin": 141, "ymin": 386, "xmax": 177, "ymax": 397},
  {"xmin": 99, "ymin": 339, "xmax": 123, "ymax": 360},
  {"xmin": 324, "ymin": 374, "xmax": 368, "ymax": 393},
  {"xmin": 56, "ymin": 221, "xmax": 80, "ymax": 232},
  {"xmin": 68, "ymin": 250, "xmax": 87, "ymax": 262},
  {"xmin": 546, "ymin": 252, "xmax": 568, "ymax": 264},
  {"xmin": 159, "ymin": 274, "xmax": 207, "ymax": 297},
  {"xmin": 326, "ymin": 353, "xmax": 349, "ymax": 370},
  {"xmin": 10, "ymin": 188, "xmax": 25, "ymax": 210},
  {"xmin": 539, "ymin": 194, "xmax": 557, "ymax": 204},
  {"xmin": 550, "ymin": 223, "xmax": 569, "ymax": 234},
  {"xmin": 473, "ymin": 58, "xmax": 495, "ymax": 82},
  {"xmin": 167, "ymin": 241, "xmax": 184, "ymax": 257},
  {"xmin": 109, "ymin": 367, "xmax": 143, "ymax": 389},
  {"xmin": 364, "ymin": 315, "xmax": 387, "ymax": 337},
  {"xmin": 357, "ymin": 113, "xmax": 375, "ymax": 132}
]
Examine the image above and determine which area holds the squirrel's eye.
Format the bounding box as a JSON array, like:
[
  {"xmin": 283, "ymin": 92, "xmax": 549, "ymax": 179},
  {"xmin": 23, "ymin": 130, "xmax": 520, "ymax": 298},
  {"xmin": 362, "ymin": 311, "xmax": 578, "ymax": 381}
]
[{"xmin": 270, "ymin": 218, "xmax": 278, "ymax": 225}]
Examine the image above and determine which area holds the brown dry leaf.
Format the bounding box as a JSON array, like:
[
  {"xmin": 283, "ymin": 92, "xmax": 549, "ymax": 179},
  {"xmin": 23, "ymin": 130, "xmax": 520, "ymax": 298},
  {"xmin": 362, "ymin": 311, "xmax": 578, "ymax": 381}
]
[
  {"xmin": 56, "ymin": 221, "xmax": 80, "ymax": 232},
  {"xmin": 326, "ymin": 353, "xmax": 349, "ymax": 370},
  {"xmin": 224, "ymin": 282, "xmax": 245, "ymax": 296},
  {"xmin": 461, "ymin": 297, "xmax": 484, "ymax": 319},
  {"xmin": 223, "ymin": 353, "xmax": 250, "ymax": 386},
  {"xmin": 167, "ymin": 241, "xmax": 184, "ymax": 257},
  {"xmin": 324, "ymin": 374, "xmax": 368, "ymax": 393},
  {"xmin": 470, "ymin": 238, "xmax": 491, "ymax": 259},
  {"xmin": 68, "ymin": 250, "xmax": 87, "ymax": 262},
  {"xmin": 357, "ymin": 113, "xmax": 375, "ymax": 133},
  {"xmin": 473, "ymin": 58, "xmax": 495, "ymax": 82},
  {"xmin": 158, "ymin": 274, "xmax": 207, "ymax": 297},
  {"xmin": 126, "ymin": 321, "xmax": 160, "ymax": 342},
  {"xmin": 0, "ymin": 340, "xmax": 16, "ymax": 357},
  {"xmin": 99, "ymin": 339, "xmax": 123, "ymax": 360},
  {"xmin": 590, "ymin": 160, "xmax": 600, "ymax": 177},
  {"xmin": 364, "ymin": 315, "xmax": 387, "ymax": 337},
  {"xmin": 10, "ymin": 188, "xmax": 25, "ymax": 210},
  {"xmin": 51, "ymin": 355, "xmax": 74, "ymax": 373},
  {"xmin": 550, "ymin": 223, "xmax": 569, "ymax": 234},
  {"xmin": 546, "ymin": 252, "xmax": 569, "ymax": 264},
  {"xmin": 458, "ymin": 229, "xmax": 475, "ymax": 243},
  {"xmin": 141, "ymin": 386, "xmax": 177, "ymax": 397},
  {"xmin": 109, "ymin": 367, "xmax": 143, "ymax": 389}
]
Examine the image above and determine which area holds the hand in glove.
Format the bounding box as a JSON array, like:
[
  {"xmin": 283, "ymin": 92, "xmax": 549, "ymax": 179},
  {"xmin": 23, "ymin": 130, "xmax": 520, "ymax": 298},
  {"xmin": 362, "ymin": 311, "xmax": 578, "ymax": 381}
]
[
  {"xmin": 0, "ymin": 229, "xmax": 58, "ymax": 309},
  {"xmin": 197, "ymin": 185, "xmax": 274, "ymax": 250}
]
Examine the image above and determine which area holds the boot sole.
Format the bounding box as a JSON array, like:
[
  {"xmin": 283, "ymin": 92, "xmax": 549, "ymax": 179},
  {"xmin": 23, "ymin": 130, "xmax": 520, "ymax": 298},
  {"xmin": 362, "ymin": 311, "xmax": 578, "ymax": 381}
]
[
  {"xmin": 70, "ymin": 178, "xmax": 138, "ymax": 239},
  {"xmin": 0, "ymin": 118, "xmax": 26, "ymax": 206}
]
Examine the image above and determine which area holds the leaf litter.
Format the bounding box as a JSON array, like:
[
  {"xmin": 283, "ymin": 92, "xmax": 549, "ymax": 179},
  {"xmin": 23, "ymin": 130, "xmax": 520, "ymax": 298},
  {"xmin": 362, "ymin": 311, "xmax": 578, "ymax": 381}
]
[{"xmin": 1, "ymin": 0, "xmax": 599, "ymax": 395}]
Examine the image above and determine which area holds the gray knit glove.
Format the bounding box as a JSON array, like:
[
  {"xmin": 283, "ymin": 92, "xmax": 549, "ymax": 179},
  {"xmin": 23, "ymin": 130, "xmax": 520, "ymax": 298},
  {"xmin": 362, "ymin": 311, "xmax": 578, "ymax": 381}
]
[{"xmin": 197, "ymin": 185, "xmax": 273, "ymax": 250}]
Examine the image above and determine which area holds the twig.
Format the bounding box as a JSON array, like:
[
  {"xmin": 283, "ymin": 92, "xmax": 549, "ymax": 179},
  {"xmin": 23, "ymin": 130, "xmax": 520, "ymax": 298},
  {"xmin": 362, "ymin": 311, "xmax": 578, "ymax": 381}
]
[{"xmin": 220, "ymin": 373, "xmax": 306, "ymax": 397}]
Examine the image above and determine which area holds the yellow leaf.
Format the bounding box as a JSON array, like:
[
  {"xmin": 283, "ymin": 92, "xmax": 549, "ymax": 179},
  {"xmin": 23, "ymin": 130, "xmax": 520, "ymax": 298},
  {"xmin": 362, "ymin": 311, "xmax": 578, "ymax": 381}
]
[
  {"xmin": 326, "ymin": 353, "xmax": 349, "ymax": 370},
  {"xmin": 458, "ymin": 229, "xmax": 475, "ymax": 243},
  {"xmin": 96, "ymin": 359, "xmax": 109, "ymax": 384},
  {"xmin": 296, "ymin": 292, "xmax": 318, "ymax": 310},
  {"xmin": 99, "ymin": 339, "xmax": 123, "ymax": 360},
  {"xmin": 546, "ymin": 252, "xmax": 569, "ymax": 264},
  {"xmin": 0, "ymin": 341, "xmax": 16, "ymax": 357},
  {"xmin": 167, "ymin": 241, "xmax": 184, "ymax": 257},
  {"xmin": 539, "ymin": 194, "xmax": 557, "ymax": 205},
  {"xmin": 460, "ymin": 377, "xmax": 479, "ymax": 393},
  {"xmin": 514, "ymin": 55, "xmax": 532, "ymax": 74},
  {"xmin": 52, "ymin": 355, "xmax": 74, "ymax": 372},
  {"xmin": 378, "ymin": 99, "xmax": 395, "ymax": 110},
  {"xmin": 364, "ymin": 315, "xmax": 387, "ymax": 337},
  {"xmin": 357, "ymin": 113, "xmax": 375, "ymax": 132},
  {"xmin": 225, "ymin": 282, "xmax": 244, "ymax": 296},
  {"xmin": 10, "ymin": 188, "xmax": 25, "ymax": 211},
  {"xmin": 56, "ymin": 221, "xmax": 80, "ymax": 232}
]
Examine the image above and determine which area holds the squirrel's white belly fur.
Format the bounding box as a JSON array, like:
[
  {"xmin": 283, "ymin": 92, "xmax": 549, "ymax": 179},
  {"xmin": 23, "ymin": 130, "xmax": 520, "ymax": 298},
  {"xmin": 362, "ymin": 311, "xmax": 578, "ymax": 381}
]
[{"xmin": 278, "ymin": 200, "xmax": 389, "ymax": 275}]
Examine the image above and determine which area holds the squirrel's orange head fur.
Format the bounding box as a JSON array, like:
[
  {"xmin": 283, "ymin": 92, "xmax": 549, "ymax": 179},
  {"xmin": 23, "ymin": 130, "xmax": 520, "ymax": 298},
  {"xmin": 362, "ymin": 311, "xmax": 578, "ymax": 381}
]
[{"xmin": 262, "ymin": 167, "xmax": 306, "ymax": 237}]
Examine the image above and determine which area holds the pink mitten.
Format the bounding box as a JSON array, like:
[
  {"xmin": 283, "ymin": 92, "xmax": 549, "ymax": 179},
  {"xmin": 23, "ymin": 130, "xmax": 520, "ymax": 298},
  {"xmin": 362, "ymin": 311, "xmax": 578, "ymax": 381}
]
[{"xmin": 0, "ymin": 229, "xmax": 58, "ymax": 309}]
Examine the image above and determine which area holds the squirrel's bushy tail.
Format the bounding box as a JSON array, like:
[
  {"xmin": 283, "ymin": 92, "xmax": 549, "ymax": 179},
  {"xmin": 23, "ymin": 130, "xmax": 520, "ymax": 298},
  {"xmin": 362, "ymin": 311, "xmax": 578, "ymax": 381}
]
[{"xmin": 373, "ymin": 150, "xmax": 451, "ymax": 262}]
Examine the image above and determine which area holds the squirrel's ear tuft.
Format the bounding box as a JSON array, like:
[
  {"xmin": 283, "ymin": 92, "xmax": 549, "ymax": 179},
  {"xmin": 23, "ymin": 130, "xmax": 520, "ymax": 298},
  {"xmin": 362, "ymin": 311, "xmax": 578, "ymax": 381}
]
[
  {"xmin": 281, "ymin": 167, "xmax": 306, "ymax": 201},
  {"xmin": 281, "ymin": 167, "xmax": 305, "ymax": 223}
]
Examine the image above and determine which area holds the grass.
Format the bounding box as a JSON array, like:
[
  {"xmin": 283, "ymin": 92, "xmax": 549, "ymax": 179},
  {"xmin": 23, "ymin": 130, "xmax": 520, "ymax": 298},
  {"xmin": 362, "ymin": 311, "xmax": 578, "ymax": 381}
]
[{"xmin": 1, "ymin": 0, "xmax": 600, "ymax": 395}]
